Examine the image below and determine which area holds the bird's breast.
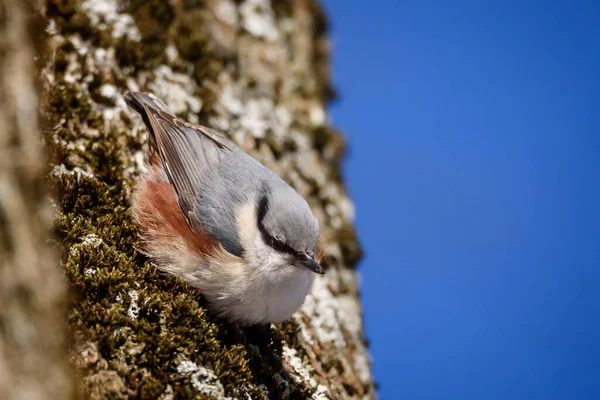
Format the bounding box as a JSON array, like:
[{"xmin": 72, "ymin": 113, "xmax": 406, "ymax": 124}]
[{"xmin": 204, "ymin": 258, "xmax": 315, "ymax": 325}]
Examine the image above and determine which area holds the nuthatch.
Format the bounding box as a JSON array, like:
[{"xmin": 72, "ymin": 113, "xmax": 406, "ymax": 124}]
[{"xmin": 124, "ymin": 92, "xmax": 323, "ymax": 325}]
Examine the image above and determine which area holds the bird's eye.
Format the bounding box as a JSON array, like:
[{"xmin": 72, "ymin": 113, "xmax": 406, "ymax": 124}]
[{"xmin": 268, "ymin": 236, "xmax": 286, "ymax": 252}]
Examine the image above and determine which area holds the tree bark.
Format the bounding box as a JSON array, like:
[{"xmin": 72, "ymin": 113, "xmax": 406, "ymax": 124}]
[
  {"xmin": 0, "ymin": 0, "xmax": 76, "ymax": 399},
  {"xmin": 40, "ymin": 0, "xmax": 375, "ymax": 398}
]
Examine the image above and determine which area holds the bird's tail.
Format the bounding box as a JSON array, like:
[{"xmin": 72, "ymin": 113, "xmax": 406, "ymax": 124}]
[
  {"xmin": 124, "ymin": 91, "xmax": 172, "ymax": 116},
  {"xmin": 123, "ymin": 91, "xmax": 175, "ymax": 154}
]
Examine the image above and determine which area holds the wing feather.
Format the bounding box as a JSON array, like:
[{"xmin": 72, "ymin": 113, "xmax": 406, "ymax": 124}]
[{"xmin": 124, "ymin": 91, "xmax": 237, "ymax": 232}]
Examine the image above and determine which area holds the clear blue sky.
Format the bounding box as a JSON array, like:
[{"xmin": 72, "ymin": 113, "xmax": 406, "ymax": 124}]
[{"xmin": 322, "ymin": 1, "xmax": 600, "ymax": 399}]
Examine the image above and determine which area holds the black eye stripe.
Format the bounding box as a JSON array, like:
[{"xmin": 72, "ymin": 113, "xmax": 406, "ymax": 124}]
[
  {"xmin": 257, "ymin": 194, "xmax": 269, "ymax": 222},
  {"xmin": 256, "ymin": 194, "xmax": 302, "ymax": 257}
]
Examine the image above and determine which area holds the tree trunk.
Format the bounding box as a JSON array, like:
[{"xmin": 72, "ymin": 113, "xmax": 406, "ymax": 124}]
[
  {"xmin": 0, "ymin": 0, "xmax": 76, "ymax": 399},
  {"xmin": 40, "ymin": 0, "xmax": 375, "ymax": 398}
]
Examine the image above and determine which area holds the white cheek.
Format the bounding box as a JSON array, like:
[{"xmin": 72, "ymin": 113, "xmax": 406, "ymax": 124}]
[
  {"xmin": 250, "ymin": 233, "xmax": 289, "ymax": 269},
  {"xmin": 237, "ymin": 205, "xmax": 287, "ymax": 270},
  {"xmin": 221, "ymin": 203, "xmax": 313, "ymax": 324}
]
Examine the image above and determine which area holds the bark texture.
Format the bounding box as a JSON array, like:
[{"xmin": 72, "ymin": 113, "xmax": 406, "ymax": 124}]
[
  {"xmin": 0, "ymin": 0, "xmax": 76, "ymax": 399},
  {"xmin": 41, "ymin": 0, "xmax": 374, "ymax": 398}
]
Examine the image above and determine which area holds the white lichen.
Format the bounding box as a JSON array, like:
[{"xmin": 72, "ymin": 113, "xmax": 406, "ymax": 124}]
[
  {"xmin": 159, "ymin": 384, "xmax": 174, "ymax": 400},
  {"xmin": 273, "ymin": 104, "xmax": 292, "ymax": 139},
  {"xmin": 353, "ymin": 346, "xmax": 375, "ymax": 387},
  {"xmin": 164, "ymin": 44, "xmax": 179, "ymax": 65},
  {"xmin": 46, "ymin": 19, "xmax": 57, "ymax": 35},
  {"xmin": 99, "ymin": 83, "xmax": 118, "ymax": 102},
  {"xmin": 313, "ymin": 385, "xmax": 329, "ymax": 400},
  {"xmin": 219, "ymin": 84, "xmax": 244, "ymax": 116},
  {"xmin": 82, "ymin": 234, "xmax": 103, "ymax": 247},
  {"xmin": 309, "ymin": 104, "xmax": 326, "ymax": 127},
  {"xmin": 175, "ymin": 358, "xmax": 230, "ymax": 398},
  {"xmin": 301, "ymin": 275, "xmax": 346, "ymax": 349},
  {"xmin": 290, "ymin": 129, "xmax": 312, "ymax": 151},
  {"xmin": 126, "ymin": 290, "xmax": 139, "ymax": 320},
  {"xmin": 319, "ymin": 184, "xmax": 355, "ymax": 227},
  {"xmin": 126, "ymin": 77, "xmax": 141, "ymax": 93},
  {"xmin": 132, "ymin": 150, "xmax": 148, "ymax": 174},
  {"xmin": 176, "ymin": 360, "xmax": 199, "ymax": 374},
  {"xmin": 51, "ymin": 164, "xmax": 95, "ymax": 179},
  {"xmin": 67, "ymin": 233, "xmax": 105, "ymax": 262},
  {"xmin": 214, "ymin": 0, "xmax": 238, "ymax": 26},
  {"xmin": 282, "ymin": 347, "xmax": 329, "ymax": 399},
  {"xmin": 148, "ymin": 66, "xmax": 202, "ymax": 120},
  {"xmin": 81, "ymin": 0, "xmax": 141, "ymax": 41},
  {"xmin": 239, "ymin": 98, "xmax": 273, "ymax": 138},
  {"xmin": 239, "ymin": 0, "xmax": 279, "ymax": 41},
  {"xmin": 338, "ymin": 195, "xmax": 356, "ymax": 223},
  {"xmin": 68, "ymin": 246, "xmax": 80, "ymax": 259}
]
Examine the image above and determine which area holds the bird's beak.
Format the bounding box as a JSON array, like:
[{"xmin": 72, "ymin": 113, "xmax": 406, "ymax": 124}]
[{"xmin": 299, "ymin": 254, "xmax": 325, "ymax": 274}]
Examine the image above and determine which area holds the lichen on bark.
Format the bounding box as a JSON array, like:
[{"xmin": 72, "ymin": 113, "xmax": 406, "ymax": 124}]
[{"xmin": 40, "ymin": 0, "xmax": 374, "ymax": 398}]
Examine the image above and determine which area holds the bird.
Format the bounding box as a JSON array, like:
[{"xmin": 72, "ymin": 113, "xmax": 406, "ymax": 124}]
[{"xmin": 123, "ymin": 92, "xmax": 324, "ymax": 326}]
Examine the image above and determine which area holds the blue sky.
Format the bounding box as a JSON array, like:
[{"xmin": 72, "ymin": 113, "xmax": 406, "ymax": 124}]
[{"xmin": 322, "ymin": 1, "xmax": 600, "ymax": 399}]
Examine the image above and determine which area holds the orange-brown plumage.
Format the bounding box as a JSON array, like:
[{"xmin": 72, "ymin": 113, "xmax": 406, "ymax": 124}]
[{"xmin": 132, "ymin": 167, "xmax": 217, "ymax": 257}]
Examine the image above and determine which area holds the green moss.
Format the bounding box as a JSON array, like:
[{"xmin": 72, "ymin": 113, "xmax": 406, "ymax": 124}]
[
  {"xmin": 44, "ymin": 71, "xmax": 312, "ymax": 400},
  {"xmin": 272, "ymin": 1, "xmax": 294, "ymax": 20},
  {"xmin": 309, "ymin": 0, "xmax": 337, "ymax": 103},
  {"xmin": 47, "ymin": 80, "xmax": 95, "ymax": 126},
  {"xmin": 47, "ymin": 137, "xmax": 258, "ymax": 397},
  {"xmin": 192, "ymin": 58, "xmax": 223, "ymax": 116},
  {"xmin": 41, "ymin": 0, "xmax": 368, "ymax": 396},
  {"xmin": 46, "ymin": 0, "xmax": 80, "ymax": 19},
  {"xmin": 174, "ymin": 7, "xmax": 210, "ymax": 61},
  {"xmin": 336, "ymin": 223, "xmax": 363, "ymax": 269},
  {"xmin": 119, "ymin": 0, "xmax": 176, "ymax": 68},
  {"xmin": 310, "ymin": 125, "xmax": 347, "ymax": 209}
]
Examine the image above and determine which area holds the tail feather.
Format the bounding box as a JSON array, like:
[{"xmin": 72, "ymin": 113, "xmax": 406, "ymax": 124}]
[
  {"xmin": 123, "ymin": 92, "xmax": 173, "ymax": 142},
  {"xmin": 124, "ymin": 91, "xmax": 171, "ymax": 115}
]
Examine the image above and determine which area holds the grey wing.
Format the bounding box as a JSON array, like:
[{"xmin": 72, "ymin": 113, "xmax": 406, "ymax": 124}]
[
  {"xmin": 124, "ymin": 92, "xmax": 237, "ymax": 230},
  {"xmin": 125, "ymin": 92, "xmax": 252, "ymax": 254},
  {"xmin": 123, "ymin": 92, "xmax": 171, "ymax": 150},
  {"xmin": 145, "ymin": 109, "xmax": 237, "ymax": 230}
]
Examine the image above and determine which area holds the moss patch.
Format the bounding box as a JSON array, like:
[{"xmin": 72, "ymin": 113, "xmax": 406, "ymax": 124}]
[
  {"xmin": 44, "ymin": 44, "xmax": 314, "ymax": 400},
  {"xmin": 41, "ymin": 0, "xmax": 372, "ymax": 397}
]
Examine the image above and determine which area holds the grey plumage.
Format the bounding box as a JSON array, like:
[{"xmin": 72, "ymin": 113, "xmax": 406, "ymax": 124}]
[{"xmin": 124, "ymin": 92, "xmax": 319, "ymax": 258}]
